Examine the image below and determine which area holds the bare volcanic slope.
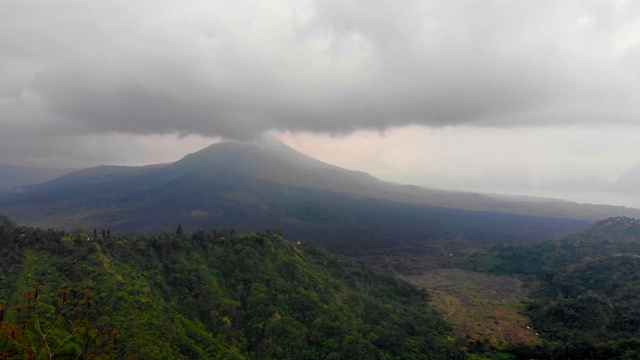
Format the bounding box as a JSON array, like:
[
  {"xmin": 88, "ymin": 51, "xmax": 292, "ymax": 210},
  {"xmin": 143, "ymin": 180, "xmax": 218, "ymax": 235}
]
[{"xmin": 0, "ymin": 136, "xmax": 631, "ymax": 252}]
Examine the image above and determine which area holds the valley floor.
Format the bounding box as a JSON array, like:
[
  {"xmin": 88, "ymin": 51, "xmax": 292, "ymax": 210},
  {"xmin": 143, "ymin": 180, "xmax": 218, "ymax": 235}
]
[{"xmin": 402, "ymin": 269, "xmax": 541, "ymax": 347}]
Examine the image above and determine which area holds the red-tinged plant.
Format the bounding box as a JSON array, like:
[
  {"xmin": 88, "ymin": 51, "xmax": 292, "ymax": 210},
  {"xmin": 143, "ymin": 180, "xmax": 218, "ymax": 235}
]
[
  {"xmin": 62, "ymin": 289, "xmax": 68, "ymax": 305},
  {"xmin": 85, "ymin": 292, "xmax": 96, "ymax": 309},
  {"xmin": 34, "ymin": 284, "xmax": 40, "ymax": 300},
  {"xmin": 111, "ymin": 329, "xmax": 119, "ymax": 346},
  {"xmin": 0, "ymin": 284, "xmax": 118, "ymax": 359}
]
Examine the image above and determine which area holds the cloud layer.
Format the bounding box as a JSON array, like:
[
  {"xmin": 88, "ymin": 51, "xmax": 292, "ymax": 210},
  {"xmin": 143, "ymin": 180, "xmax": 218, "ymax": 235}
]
[{"xmin": 2, "ymin": 0, "xmax": 640, "ymax": 165}]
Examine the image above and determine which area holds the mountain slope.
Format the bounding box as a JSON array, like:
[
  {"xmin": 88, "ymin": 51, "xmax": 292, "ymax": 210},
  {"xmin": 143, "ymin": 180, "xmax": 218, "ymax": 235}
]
[{"xmin": 0, "ymin": 136, "xmax": 630, "ymax": 251}]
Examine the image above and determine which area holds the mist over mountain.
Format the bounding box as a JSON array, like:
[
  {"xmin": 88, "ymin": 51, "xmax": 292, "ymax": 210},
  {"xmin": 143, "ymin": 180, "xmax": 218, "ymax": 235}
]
[
  {"xmin": 0, "ymin": 164, "xmax": 75, "ymax": 190},
  {"xmin": 611, "ymin": 163, "xmax": 640, "ymax": 196}
]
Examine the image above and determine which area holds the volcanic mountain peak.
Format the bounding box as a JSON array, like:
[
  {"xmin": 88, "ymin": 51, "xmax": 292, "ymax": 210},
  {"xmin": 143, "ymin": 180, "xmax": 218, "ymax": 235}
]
[
  {"xmin": 186, "ymin": 135, "xmax": 329, "ymax": 168},
  {"xmin": 171, "ymin": 135, "xmax": 379, "ymax": 191}
]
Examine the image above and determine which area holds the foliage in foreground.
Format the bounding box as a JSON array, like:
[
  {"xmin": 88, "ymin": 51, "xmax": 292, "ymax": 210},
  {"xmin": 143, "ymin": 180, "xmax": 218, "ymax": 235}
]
[
  {"xmin": 0, "ymin": 215, "xmax": 462, "ymax": 359},
  {"xmin": 0, "ymin": 284, "xmax": 118, "ymax": 359}
]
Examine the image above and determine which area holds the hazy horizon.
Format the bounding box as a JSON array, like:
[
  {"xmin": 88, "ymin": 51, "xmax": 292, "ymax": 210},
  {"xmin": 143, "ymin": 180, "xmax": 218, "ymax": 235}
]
[
  {"xmin": 4, "ymin": 131, "xmax": 640, "ymax": 210},
  {"xmin": 3, "ymin": 1, "xmax": 640, "ymax": 208}
]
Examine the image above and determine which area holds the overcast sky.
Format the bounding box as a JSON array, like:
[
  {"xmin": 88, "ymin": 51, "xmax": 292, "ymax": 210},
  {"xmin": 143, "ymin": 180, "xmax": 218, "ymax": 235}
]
[{"xmin": 2, "ymin": 0, "xmax": 640, "ymax": 207}]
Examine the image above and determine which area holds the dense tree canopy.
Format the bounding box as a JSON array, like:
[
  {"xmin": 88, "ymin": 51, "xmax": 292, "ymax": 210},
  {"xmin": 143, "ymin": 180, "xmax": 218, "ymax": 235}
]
[
  {"xmin": 0, "ymin": 218, "xmax": 463, "ymax": 359},
  {"xmin": 464, "ymin": 217, "xmax": 640, "ymax": 359}
]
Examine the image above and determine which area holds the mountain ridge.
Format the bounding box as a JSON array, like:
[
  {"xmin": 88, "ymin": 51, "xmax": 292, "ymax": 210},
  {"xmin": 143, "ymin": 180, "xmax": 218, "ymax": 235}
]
[
  {"xmin": 4, "ymin": 136, "xmax": 640, "ymax": 221},
  {"xmin": 0, "ymin": 136, "xmax": 628, "ymax": 252}
]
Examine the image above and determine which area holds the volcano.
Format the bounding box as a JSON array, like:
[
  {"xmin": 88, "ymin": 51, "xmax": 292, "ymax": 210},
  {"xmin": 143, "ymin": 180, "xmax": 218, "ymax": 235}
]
[{"xmin": 2, "ymin": 135, "xmax": 634, "ymax": 252}]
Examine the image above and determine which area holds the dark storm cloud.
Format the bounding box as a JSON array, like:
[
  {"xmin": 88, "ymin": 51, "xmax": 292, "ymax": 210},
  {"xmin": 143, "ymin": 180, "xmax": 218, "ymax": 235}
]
[{"xmin": 2, "ymin": 0, "xmax": 640, "ymax": 164}]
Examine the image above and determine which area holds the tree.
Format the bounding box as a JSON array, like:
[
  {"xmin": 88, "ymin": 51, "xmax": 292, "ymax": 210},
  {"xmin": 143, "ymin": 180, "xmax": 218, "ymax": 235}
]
[{"xmin": 0, "ymin": 284, "xmax": 116, "ymax": 359}]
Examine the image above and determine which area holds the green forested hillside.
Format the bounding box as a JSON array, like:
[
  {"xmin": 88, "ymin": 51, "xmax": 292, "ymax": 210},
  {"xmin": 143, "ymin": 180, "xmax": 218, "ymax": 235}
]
[
  {"xmin": 464, "ymin": 217, "xmax": 640, "ymax": 359},
  {"xmin": 0, "ymin": 215, "xmax": 463, "ymax": 359}
]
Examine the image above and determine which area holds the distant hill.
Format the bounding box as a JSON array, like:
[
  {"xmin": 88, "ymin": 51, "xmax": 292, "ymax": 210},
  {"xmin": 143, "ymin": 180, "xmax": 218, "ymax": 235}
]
[
  {"xmin": 465, "ymin": 216, "xmax": 640, "ymax": 279},
  {"xmin": 0, "ymin": 164, "xmax": 74, "ymax": 190}
]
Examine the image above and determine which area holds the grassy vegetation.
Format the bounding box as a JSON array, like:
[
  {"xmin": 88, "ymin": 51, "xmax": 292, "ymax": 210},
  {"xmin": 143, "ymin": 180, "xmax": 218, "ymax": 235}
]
[{"xmin": 403, "ymin": 269, "xmax": 540, "ymax": 347}]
